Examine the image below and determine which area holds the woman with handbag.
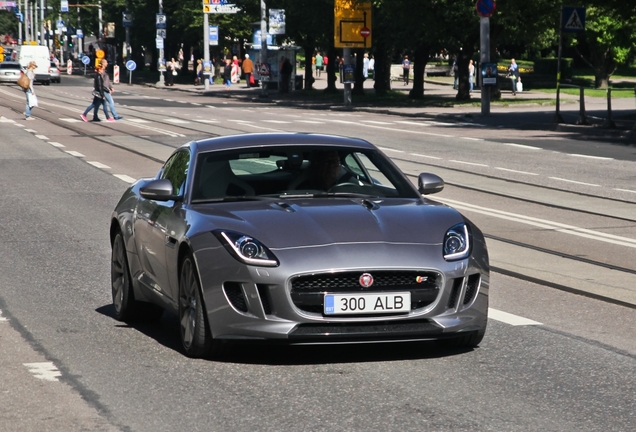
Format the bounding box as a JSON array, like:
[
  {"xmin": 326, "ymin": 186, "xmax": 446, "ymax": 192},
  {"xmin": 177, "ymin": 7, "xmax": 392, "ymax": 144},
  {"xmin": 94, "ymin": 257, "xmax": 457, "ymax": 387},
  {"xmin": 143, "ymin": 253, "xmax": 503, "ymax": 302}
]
[
  {"xmin": 24, "ymin": 61, "xmax": 37, "ymax": 120},
  {"xmin": 80, "ymin": 60, "xmax": 114, "ymax": 122}
]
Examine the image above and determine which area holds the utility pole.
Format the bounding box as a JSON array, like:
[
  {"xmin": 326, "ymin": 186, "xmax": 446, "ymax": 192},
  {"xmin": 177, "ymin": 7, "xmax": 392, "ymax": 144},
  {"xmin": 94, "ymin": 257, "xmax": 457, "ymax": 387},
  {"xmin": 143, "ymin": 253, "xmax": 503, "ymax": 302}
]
[
  {"xmin": 203, "ymin": 7, "xmax": 209, "ymax": 90},
  {"xmin": 157, "ymin": 0, "xmax": 165, "ymax": 86},
  {"xmin": 260, "ymin": 0, "xmax": 268, "ymax": 97}
]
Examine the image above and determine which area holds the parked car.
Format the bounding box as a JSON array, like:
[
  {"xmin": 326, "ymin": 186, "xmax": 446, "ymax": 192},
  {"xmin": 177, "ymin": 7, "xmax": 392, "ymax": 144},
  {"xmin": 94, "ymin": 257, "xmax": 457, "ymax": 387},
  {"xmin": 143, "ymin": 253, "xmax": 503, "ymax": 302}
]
[
  {"xmin": 49, "ymin": 61, "xmax": 61, "ymax": 83},
  {"xmin": 110, "ymin": 133, "xmax": 490, "ymax": 358},
  {"xmin": 0, "ymin": 61, "xmax": 23, "ymax": 84}
]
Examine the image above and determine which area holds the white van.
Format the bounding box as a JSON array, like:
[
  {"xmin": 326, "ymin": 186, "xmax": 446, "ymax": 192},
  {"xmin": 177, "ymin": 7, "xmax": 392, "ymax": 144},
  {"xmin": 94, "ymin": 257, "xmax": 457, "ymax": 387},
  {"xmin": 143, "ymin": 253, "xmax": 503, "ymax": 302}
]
[{"xmin": 18, "ymin": 45, "xmax": 52, "ymax": 85}]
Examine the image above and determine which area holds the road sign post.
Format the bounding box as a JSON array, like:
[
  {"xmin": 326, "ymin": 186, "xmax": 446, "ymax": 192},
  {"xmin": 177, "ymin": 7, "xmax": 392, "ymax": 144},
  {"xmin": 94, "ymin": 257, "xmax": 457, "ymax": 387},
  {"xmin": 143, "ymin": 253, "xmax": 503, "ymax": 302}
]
[
  {"xmin": 475, "ymin": 0, "xmax": 496, "ymax": 116},
  {"xmin": 126, "ymin": 60, "xmax": 136, "ymax": 85},
  {"xmin": 555, "ymin": 6, "xmax": 586, "ymax": 123}
]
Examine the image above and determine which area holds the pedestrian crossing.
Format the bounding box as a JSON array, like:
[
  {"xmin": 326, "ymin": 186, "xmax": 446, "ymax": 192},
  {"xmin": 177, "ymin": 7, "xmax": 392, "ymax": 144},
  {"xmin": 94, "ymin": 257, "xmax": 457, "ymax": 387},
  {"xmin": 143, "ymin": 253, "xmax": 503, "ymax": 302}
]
[{"xmin": 54, "ymin": 114, "xmax": 480, "ymax": 129}]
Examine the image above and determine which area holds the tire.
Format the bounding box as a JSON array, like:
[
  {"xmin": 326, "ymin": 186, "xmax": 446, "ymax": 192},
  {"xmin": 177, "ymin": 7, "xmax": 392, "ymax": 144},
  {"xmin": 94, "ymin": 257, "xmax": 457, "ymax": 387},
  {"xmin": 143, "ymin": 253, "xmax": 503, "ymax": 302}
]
[
  {"xmin": 179, "ymin": 253, "xmax": 221, "ymax": 358},
  {"xmin": 111, "ymin": 231, "xmax": 163, "ymax": 322}
]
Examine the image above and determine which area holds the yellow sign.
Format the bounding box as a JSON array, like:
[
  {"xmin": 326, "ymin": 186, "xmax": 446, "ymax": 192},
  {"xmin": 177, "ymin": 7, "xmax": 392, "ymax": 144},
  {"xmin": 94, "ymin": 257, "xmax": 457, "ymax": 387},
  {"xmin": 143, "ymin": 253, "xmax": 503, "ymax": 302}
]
[
  {"xmin": 0, "ymin": 46, "xmax": 4, "ymax": 54},
  {"xmin": 0, "ymin": 54, "xmax": 4, "ymax": 62},
  {"xmin": 96, "ymin": 49, "xmax": 105, "ymax": 59},
  {"xmin": 334, "ymin": 0, "xmax": 372, "ymax": 48},
  {"xmin": 203, "ymin": 5, "xmax": 211, "ymax": 13}
]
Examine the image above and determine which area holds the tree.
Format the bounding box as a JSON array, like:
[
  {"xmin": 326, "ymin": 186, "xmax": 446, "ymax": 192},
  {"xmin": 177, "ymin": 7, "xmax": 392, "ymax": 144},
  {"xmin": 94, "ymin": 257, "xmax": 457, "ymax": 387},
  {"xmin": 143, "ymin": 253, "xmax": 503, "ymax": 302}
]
[{"xmin": 570, "ymin": 4, "xmax": 636, "ymax": 88}]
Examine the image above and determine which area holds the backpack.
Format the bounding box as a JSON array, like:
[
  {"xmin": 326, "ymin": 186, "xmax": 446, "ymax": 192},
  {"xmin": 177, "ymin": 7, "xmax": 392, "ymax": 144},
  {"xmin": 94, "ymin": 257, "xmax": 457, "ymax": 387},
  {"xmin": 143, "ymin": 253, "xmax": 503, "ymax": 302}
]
[{"xmin": 17, "ymin": 72, "xmax": 30, "ymax": 90}]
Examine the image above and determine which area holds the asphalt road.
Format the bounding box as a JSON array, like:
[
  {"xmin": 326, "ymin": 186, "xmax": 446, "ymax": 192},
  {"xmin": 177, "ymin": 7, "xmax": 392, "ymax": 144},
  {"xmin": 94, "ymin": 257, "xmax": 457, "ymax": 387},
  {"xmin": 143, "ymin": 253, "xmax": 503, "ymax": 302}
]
[{"xmin": 0, "ymin": 76, "xmax": 634, "ymax": 431}]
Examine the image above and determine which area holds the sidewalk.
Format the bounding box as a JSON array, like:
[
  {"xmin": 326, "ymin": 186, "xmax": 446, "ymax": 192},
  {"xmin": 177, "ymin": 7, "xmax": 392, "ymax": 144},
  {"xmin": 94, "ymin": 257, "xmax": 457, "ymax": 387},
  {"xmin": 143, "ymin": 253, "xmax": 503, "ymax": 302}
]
[{"xmin": 140, "ymin": 72, "xmax": 636, "ymax": 142}]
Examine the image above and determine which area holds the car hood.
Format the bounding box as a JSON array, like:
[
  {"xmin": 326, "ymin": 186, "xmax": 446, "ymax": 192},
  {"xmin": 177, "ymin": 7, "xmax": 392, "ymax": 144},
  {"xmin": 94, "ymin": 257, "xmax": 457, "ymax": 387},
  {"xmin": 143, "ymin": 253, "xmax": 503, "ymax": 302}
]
[{"xmin": 189, "ymin": 198, "xmax": 465, "ymax": 249}]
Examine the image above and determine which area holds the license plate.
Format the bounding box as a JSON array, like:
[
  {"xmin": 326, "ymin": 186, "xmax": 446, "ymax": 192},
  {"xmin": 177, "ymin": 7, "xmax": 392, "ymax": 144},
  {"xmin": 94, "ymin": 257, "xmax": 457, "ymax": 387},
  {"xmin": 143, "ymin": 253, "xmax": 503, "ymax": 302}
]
[{"xmin": 324, "ymin": 292, "xmax": 411, "ymax": 315}]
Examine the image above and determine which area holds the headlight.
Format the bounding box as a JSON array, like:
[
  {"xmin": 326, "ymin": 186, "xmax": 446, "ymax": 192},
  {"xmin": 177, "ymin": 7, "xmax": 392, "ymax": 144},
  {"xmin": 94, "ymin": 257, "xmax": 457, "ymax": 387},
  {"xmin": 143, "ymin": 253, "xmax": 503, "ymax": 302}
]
[
  {"xmin": 214, "ymin": 230, "xmax": 279, "ymax": 267},
  {"xmin": 443, "ymin": 223, "xmax": 471, "ymax": 261}
]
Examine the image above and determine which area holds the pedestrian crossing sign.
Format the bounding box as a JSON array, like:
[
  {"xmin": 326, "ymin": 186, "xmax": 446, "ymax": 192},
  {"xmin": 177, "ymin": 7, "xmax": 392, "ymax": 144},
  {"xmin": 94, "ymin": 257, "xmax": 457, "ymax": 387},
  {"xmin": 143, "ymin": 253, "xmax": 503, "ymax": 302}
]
[{"xmin": 562, "ymin": 7, "xmax": 585, "ymax": 33}]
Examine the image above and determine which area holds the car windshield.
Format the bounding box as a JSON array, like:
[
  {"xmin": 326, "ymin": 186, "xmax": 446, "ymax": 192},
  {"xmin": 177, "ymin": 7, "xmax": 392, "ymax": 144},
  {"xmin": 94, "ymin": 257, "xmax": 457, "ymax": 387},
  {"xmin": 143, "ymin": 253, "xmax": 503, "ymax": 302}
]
[
  {"xmin": 0, "ymin": 63, "xmax": 20, "ymax": 69},
  {"xmin": 190, "ymin": 145, "xmax": 420, "ymax": 202}
]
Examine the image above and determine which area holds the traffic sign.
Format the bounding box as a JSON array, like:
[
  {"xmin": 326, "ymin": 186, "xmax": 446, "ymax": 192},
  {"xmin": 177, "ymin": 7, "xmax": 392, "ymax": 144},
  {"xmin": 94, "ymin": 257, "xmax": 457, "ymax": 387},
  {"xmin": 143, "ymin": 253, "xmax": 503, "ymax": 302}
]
[
  {"xmin": 156, "ymin": 29, "xmax": 166, "ymax": 38},
  {"xmin": 562, "ymin": 7, "xmax": 585, "ymax": 33},
  {"xmin": 122, "ymin": 12, "xmax": 133, "ymax": 27},
  {"xmin": 475, "ymin": 0, "xmax": 496, "ymax": 18},
  {"xmin": 156, "ymin": 37, "xmax": 164, "ymax": 49},
  {"xmin": 81, "ymin": 55, "xmax": 90, "ymax": 65},
  {"xmin": 334, "ymin": 0, "xmax": 372, "ymax": 48},
  {"xmin": 125, "ymin": 60, "xmax": 136, "ymax": 71},
  {"xmin": 360, "ymin": 27, "xmax": 370, "ymax": 38},
  {"xmin": 156, "ymin": 13, "xmax": 166, "ymax": 29},
  {"xmin": 61, "ymin": 0, "xmax": 68, "ymax": 12},
  {"xmin": 95, "ymin": 49, "xmax": 105, "ymax": 59},
  {"xmin": 76, "ymin": 29, "xmax": 83, "ymax": 39}
]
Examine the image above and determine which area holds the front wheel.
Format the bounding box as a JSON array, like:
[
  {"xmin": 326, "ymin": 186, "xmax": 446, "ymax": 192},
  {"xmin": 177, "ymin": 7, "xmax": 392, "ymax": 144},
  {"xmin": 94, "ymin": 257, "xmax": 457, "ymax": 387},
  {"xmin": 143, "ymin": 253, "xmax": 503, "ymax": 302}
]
[
  {"xmin": 179, "ymin": 253, "xmax": 221, "ymax": 358},
  {"xmin": 111, "ymin": 230, "xmax": 163, "ymax": 322}
]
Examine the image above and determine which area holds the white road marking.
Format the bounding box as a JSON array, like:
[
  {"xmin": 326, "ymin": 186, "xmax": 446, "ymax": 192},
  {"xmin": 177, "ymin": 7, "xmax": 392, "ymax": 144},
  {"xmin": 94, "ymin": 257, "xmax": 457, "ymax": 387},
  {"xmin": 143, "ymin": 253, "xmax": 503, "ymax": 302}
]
[
  {"xmin": 0, "ymin": 310, "xmax": 7, "ymax": 322},
  {"xmin": 65, "ymin": 151, "xmax": 85, "ymax": 157},
  {"xmin": 503, "ymin": 143, "xmax": 541, "ymax": 150},
  {"xmin": 614, "ymin": 188, "xmax": 636, "ymax": 194},
  {"xmin": 296, "ymin": 120, "xmax": 324, "ymax": 124},
  {"xmin": 411, "ymin": 153, "xmax": 442, "ymax": 160},
  {"xmin": 126, "ymin": 118, "xmax": 150, "ymax": 123},
  {"xmin": 461, "ymin": 137, "xmax": 484, "ymax": 141},
  {"xmin": 329, "ymin": 120, "xmax": 357, "ymax": 124},
  {"xmin": 495, "ymin": 167, "xmax": 539, "ymax": 175},
  {"xmin": 569, "ymin": 154, "xmax": 613, "ymax": 161},
  {"xmin": 395, "ymin": 121, "xmax": 430, "ymax": 126},
  {"xmin": 195, "ymin": 119, "xmax": 219, "ymax": 123},
  {"xmin": 48, "ymin": 142, "xmax": 65, "ymax": 148},
  {"xmin": 165, "ymin": 119, "xmax": 190, "ymax": 124},
  {"xmin": 488, "ymin": 308, "xmax": 542, "ymax": 326},
  {"xmin": 60, "ymin": 118, "xmax": 83, "ymax": 123},
  {"xmin": 360, "ymin": 120, "xmax": 394, "ymax": 125},
  {"xmin": 87, "ymin": 161, "xmax": 111, "ymax": 169},
  {"xmin": 25, "ymin": 129, "xmax": 37, "ymax": 133},
  {"xmin": 0, "ymin": 117, "xmax": 16, "ymax": 123},
  {"xmin": 450, "ymin": 160, "xmax": 488, "ymax": 167},
  {"xmin": 262, "ymin": 120, "xmax": 292, "ymax": 124},
  {"xmin": 549, "ymin": 177, "xmax": 600, "ymax": 187},
  {"xmin": 23, "ymin": 362, "xmax": 62, "ymax": 382},
  {"xmin": 378, "ymin": 147, "xmax": 404, "ymax": 153},
  {"xmin": 114, "ymin": 174, "xmax": 137, "ymax": 183},
  {"xmin": 34, "ymin": 135, "xmax": 49, "ymax": 140},
  {"xmin": 437, "ymin": 197, "xmax": 636, "ymax": 248}
]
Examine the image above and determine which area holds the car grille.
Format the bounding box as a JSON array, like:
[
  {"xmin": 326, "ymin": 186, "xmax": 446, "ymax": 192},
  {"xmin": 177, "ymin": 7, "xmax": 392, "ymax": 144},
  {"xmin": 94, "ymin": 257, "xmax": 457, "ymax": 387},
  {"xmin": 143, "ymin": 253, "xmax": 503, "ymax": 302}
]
[{"xmin": 290, "ymin": 270, "xmax": 441, "ymax": 314}]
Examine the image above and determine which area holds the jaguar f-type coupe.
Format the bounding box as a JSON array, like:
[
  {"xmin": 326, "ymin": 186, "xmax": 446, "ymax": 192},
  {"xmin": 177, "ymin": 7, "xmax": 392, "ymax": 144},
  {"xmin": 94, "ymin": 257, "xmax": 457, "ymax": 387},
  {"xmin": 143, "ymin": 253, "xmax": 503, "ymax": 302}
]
[{"xmin": 110, "ymin": 133, "xmax": 489, "ymax": 358}]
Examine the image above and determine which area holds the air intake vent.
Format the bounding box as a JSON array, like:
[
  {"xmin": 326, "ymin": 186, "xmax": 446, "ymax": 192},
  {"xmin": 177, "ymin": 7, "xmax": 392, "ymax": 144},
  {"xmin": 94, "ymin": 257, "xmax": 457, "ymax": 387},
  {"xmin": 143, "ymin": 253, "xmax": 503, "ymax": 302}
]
[
  {"xmin": 223, "ymin": 282, "xmax": 248, "ymax": 312},
  {"xmin": 447, "ymin": 278, "xmax": 463, "ymax": 309},
  {"xmin": 463, "ymin": 274, "xmax": 480, "ymax": 305},
  {"xmin": 257, "ymin": 284, "xmax": 272, "ymax": 315}
]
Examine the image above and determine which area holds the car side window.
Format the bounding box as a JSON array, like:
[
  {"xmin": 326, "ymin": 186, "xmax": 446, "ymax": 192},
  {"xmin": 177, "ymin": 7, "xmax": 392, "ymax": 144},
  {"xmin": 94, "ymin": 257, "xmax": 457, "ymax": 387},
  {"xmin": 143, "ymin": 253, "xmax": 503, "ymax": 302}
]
[{"xmin": 160, "ymin": 150, "xmax": 190, "ymax": 195}]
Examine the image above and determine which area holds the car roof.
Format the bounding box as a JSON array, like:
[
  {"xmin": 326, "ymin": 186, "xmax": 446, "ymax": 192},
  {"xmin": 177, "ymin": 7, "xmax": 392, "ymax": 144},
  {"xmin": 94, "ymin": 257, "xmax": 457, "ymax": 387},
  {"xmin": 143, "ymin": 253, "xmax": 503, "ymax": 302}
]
[{"xmin": 191, "ymin": 133, "xmax": 377, "ymax": 154}]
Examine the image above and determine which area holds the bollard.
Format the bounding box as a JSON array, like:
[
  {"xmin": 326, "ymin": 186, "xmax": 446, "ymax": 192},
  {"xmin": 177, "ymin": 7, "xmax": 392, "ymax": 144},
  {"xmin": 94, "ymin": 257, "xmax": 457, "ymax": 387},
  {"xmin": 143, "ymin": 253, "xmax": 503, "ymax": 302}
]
[
  {"xmin": 576, "ymin": 86, "xmax": 589, "ymax": 125},
  {"xmin": 602, "ymin": 88, "xmax": 616, "ymax": 129}
]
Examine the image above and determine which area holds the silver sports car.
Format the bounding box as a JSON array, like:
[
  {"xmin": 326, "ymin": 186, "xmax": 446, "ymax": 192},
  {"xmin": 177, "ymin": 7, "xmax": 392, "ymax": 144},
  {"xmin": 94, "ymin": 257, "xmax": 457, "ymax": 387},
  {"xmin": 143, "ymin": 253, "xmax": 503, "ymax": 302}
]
[{"xmin": 110, "ymin": 133, "xmax": 489, "ymax": 358}]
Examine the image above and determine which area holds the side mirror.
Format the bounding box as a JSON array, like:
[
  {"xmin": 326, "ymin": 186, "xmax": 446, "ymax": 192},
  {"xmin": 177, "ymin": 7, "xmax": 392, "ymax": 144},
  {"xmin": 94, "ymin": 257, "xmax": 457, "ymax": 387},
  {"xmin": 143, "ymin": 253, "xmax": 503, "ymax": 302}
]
[
  {"xmin": 418, "ymin": 173, "xmax": 444, "ymax": 195},
  {"xmin": 140, "ymin": 179, "xmax": 182, "ymax": 201}
]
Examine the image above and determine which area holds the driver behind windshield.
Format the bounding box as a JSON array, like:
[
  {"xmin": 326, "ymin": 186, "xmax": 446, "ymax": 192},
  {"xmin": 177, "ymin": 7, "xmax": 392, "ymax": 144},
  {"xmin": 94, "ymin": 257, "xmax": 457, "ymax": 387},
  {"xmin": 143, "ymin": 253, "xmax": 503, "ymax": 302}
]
[{"xmin": 306, "ymin": 151, "xmax": 343, "ymax": 191}]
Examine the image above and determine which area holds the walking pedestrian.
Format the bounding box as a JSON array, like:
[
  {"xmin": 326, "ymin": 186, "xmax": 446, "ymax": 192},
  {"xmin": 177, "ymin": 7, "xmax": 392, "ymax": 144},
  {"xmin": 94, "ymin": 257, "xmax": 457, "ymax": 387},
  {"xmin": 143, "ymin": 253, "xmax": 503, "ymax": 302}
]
[
  {"xmin": 452, "ymin": 55, "xmax": 459, "ymax": 89},
  {"xmin": 508, "ymin": 58, "xmax": 520, "ymax": 96},
  {"xmin": 195, "ymin": 59, "xmax": 203, "ymax": 85},
  {"xmin": 100, "ymin": 59, "xmax": 123, "ymax": 120},
  {"xmin": 80, "ymin": 60, "xmax": 113, "ymax": 122},
  {"xmin": 363, "ymin": 53, "xmax": 369, "ymax": 79},
  {"xmin": 242, "ymin": 54, "xmax": 254, "ymax": 88},
  {"xmin": 279, "ymin": 56, "xmax": 293, "ymax": 93},
  {"xmin": 468, "ymin": 59, "xmax": 475, "ymax": 92},
  {"xmin": 223, "ymin": 58, "xmax": 232, "ymax": 90},
  {"xmin": 402, "ymin": 55, "xmax": 411, "ymax": 85},
  {"xmin": 368, "ymin": 54, "xmax": 375, "ymax": 80},
  {"xmin": 315, "ymin": 52, "xmax": 323, "ymax": 77},
  {"xmin": 23, "ymin": 61, "xmax": 37, "ymax": 120},
  {"xmin": 165, "ymin": 58, "xmax": 177, "ymax": 86}
]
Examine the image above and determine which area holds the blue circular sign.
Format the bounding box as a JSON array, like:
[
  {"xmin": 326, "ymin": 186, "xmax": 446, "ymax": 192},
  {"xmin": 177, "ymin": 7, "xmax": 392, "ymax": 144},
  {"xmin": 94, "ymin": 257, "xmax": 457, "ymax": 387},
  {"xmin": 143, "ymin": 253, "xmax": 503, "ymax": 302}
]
[
  {"xmin": 125, "ymin": 60, "xmax": 137, "ymax": 71},
  {"xmin": 81, "ymin": 55, "xmax": 90, "ymax": 65},
  {"xmin": 476, "ymin": 0, "xmax": 496, "ymax": 17}
]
